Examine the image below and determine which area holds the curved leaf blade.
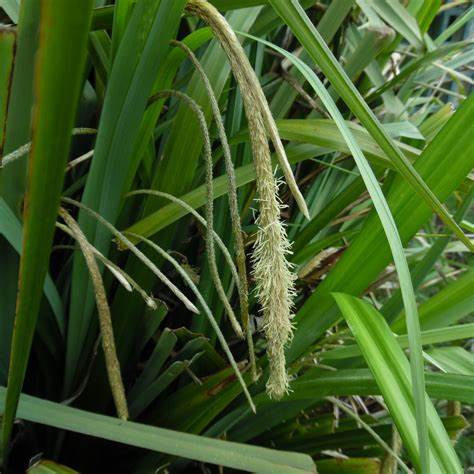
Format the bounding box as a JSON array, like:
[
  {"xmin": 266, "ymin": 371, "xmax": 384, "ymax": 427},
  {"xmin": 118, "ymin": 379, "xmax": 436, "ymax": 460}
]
[
  {"xmin": 268, "ymin": 0, "xmax": 472, "ymax": 251},
  {"xmin": 0, "ymin": 387, "xmax": 316, "ymax": 474},
  {"xmin": 333, "ymin": 293, "xmax": 462, "ymax": 473},
  {"xmin": 239, "ymin": 30, "xmax": 429, "ymax": 473}
]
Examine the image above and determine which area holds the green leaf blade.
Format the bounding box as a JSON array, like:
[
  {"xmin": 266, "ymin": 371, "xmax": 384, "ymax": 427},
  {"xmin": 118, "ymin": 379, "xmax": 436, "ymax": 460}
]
[
  {"xmin": 239, "ymin": 30, "xmax": 429, "ymax": 473},
  {"xmin": 0, "ymin": 0, "xmax": 94, "ymax": 461},
  {"xmin": 0, "ymin": 386, "xmax": 316, "ymax": 473},
  {"xmin": 268, "ymin": 0, "xmax": 472, "ymax": 250},
  {"xmin": 66, "ymin": 0, "xmax": 187, "ymax": 394},
  {"xmin": 333, "ymin": 293, "xmax": 462, "ymax": 473}
]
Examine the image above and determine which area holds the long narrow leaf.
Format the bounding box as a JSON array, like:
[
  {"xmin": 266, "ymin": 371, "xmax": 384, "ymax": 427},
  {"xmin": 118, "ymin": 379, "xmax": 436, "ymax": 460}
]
[
  {"xmin": 126, "ymin": 119, "xmax": 422, "ymax": 242},
  {"xmin": 333, "ymin": 293, "xmax": 462, "ymax": 473},
  {"xmin": 0, "ymin": 387, "xmax": 316, "ymax": 474},
  {"xmin": 0, "ymin": 0, "xmax": 93, "ymax": 460},
  {"xmin": 0, "ymin": 198, "xmax": 64, "ymax": 335},
  {"xmin": 240, "ymin": 31, "xmax": 430, "ymax": 473},
  {"xmin": 0, "ymin": 0, "xmax": 40, "ymax": 213},
  {"xmin": 67, "ymin": 0, "xmax": 187, "ymax": 394},
  {"xmin": 268, "ymin": 0, "xmax": 472, "ymax": 251},
  {"xmin": 0, "ymin": 27, "xmax": 15, "ymax": 158},
  {"xmin": 392, "ymin": 267, "xmax": 474, "ymax": 333},
  {"xmin": 288, "ymin": 71, "xmax": 474, "ymax": 368},
  {"xmin": 322, "ymin": 323, "xmax": 474, "ymax": 361},
  {"xmin": 427, "ymin": 347, "xmax": 474, "ymax": 376}
]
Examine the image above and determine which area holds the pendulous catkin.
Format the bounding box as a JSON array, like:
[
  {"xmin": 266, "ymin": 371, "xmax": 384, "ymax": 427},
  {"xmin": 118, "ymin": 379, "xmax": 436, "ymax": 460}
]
[
  {"xmin": 59, "ymin": 208, "xmax": 129, "ymax": 420},
  {"xmin": 148, "ymin": 89, "xmax": 244, "ymax": 339},
  {"xmin": 186, "ymin": 0, "xmax": 298, "ymax": 398},
  {"xmin": 185, "ymin": 0, "xmax": 308, "ymax": 219},
  {"xmin": 249, "ymin": 108, "xmax": 296, "ymax": 398},
  {"xmin": 170, "ymin": 39, "xmax": 257, "ymax": 381}
]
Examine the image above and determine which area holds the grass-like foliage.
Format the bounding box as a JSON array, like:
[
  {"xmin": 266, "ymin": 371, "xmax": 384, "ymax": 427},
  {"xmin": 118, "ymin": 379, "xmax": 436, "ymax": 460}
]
[{"xmin": 0, "ymin": 1, "xmax": 472, "ymax": 472}]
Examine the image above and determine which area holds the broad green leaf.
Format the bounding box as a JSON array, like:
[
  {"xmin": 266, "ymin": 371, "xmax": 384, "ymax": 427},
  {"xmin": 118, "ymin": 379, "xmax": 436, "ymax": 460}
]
[
  {"xmin": 343, "ymin": 20, "xmax": 405, "ymax": 118},
  {"xmin": 0, "ymin": 0, "xmax": 40, "ymax": 214},
  {"xmin": 273, "ymin": 119, "xmax": 420, "ymax": 166},
  {"xmin": 249, "ymin": 0, "xmax": 315, "ymax": 36},
  {"xmin": 291, "ymin": 369, "xmax": 474, "ymax": 405},
  {"xmin": 293, "ymin": 230, "xmax": 357, "ymax": 265},
  {"xmin": 125, "ymin": 145, "xmax": 318, "ymax": 242},
  {"xmin": 130, "ymin": 301, "xmax": 168, "ymax": 363},
  {"xmin": 147, "ymin": 7, "xmax": 262, "ymax": 207},
  {"xmin": 367, "ymin": 40, "xmax": 473, "ymax": 102},
  {"xmin": 363, "ymin": 0, "xmax": 423, "ymax": 49},
  {"xmin": 418, "ymin": 103, "xmax": 453, "ymax": 141},
  {"xmin": 382, "ymin": 190, "xmax": 473, "ymax": 323},
  {"xmin": 315, "ymin": 457, "xmax": 381, "ymax": 473},
  {"xmin": 335, "ymin": 23, "xmax": 395, "ymax": 99},
  {"xmin": 0, "ymin": 386, "xmax": 316, "ymax": 474},
  {"xmin": 88, "ymin": 30, "xmax": 111, "ymax": 87},
  {"xmin": 270, "ymin": 0, "xmax": 354, "ymax": 117},
  {"xmin": 0, "ymin": 27, "xmax": 16, "ymax": 384},
  {"xmin": 0, "ymin": 3, "xmax": 41, "ymax": 389},
  {"xmin": 124, "ymin": 27, "xmax": 214, "ymax": 194},
  {"xmin": 268, "ymin": 0, "xmax": 472, "ymax": 250},
  {"xmin": 173, "ymin": 328, "xmax": 226, "ymax": 372},
  {"xmin": 89, "ymin": 1, "xmax": 279, "ymax": 32},
  {"xmin": 212, "ymin": 0, "xmax": 267, "ymax": 7},
  {"xmin": 0, "ymin": 2, "xmax": 471, "ymax": 471},
  {"xmin": 91, "ymin": 5, "xmax": 115, "ymax": 30},
  {"xmin": 128, "ymin": 328, "xmax": 177, "ymax": 403},
  {"xmin": 293, "ymin": 176, "xmax": 367, "ymax": 254},
  {"xmin": 316, "ymin": 0, "xmax": 354, "ymax": 45},
  {"xmin": 90, "ymin": 9, "xmax": 263, "ymax": 411},
  {"xmin": 148, "ymin": 367, "xmax": 241, "ymax": 431},
  {"xmin": 400, "ymin": 50, "xmax": 474, "ymax": 103},
  {"xmin": 275, "ymin": 416, "xmax": 466, "ymax": 457},
  {"xmin": 129, "ymin": 361, "xmax": 189, "ymax": 418},
  {"xmin": 231, "ymin": 400, "xmax": 316, "ymax": 444},
  {"xmin": 435, "ymin": 8, "xmax": 474, "ymax": 45},
  {"xmin": 125, "ymin": 114, "xmax": 423, "ymax": 245},
  {"xmin": 392, "ymin": 267, "xmax": 474, "ymax": 333},
  {"xmin": 0, "ymin": 0, "xmax": 94, "ymax": 460},
  {"xmin": 205, "ymin": 369, "xmax": 474, "ymax": 444},
  {"xmin": 333, "ymin": 293, "xmax": 462, "ymax": 473},
  {"xmin": 416, "ymin": 0, "xmax": 441, "ymax": 33},
  {"xmin": 110, "ymin": 0, "xmax": 135, "ymax": 61},
  {"xmin": 382, "ymin": 121, "xmax": 424, "ymax": 140}
]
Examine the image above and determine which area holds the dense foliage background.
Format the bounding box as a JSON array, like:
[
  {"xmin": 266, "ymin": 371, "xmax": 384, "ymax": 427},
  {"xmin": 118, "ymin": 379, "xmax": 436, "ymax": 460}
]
[{"xmin": 0, "ymin": 0, "xmax": 472, "ymax": 472}]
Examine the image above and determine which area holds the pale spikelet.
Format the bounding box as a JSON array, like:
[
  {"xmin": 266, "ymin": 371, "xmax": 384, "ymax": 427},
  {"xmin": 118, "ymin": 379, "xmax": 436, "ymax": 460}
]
[
  {"xmin": 1, "ymin": 127, "xmax": 96, "ymax": 168},
  {"xmin": 55, "ymin": 221, "xmax": 157, "ymax": 310},
  {"xmin": 186, "ymin": 0, "xmax": 296, "ymax": 398},
  {"xmin": 250, "ymin": 139, "xmax": 296, "ymax": 398},
  {"xmin": 59, "ymin": 208, "xmax": 129, "ymax": 420}
]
